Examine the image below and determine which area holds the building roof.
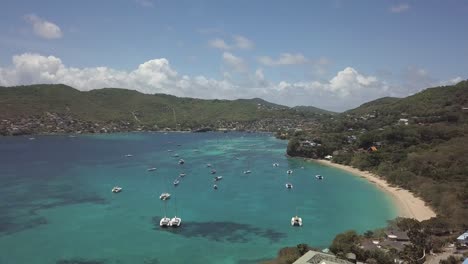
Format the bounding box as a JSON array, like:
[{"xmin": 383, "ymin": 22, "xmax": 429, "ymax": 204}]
[
  {"xmin": 385, "ymin": 230, "xmax": 409, "ymax": 241},
  {"xmin": 457, "ymin": 231, "xmax": 468, "ymax": 241},
  {"xmin": 293, "ymin": 251, "xmax": 353, "ymax": 264}
]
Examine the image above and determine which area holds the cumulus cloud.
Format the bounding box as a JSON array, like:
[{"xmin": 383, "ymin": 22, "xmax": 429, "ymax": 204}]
[
  {"xmin": 258, "ymin": 53, "xmax": 308, "ymax": 66},
  {"xmin": 24, "ymin": 14, "xmax": 62, "ymax": 39},
  {"xmin": 233, "ymin": 35, "xmax": 254, "ymax": 49},
  {"xmin": 390, "ymin": 3, "xmax": 410, "ymax": 13},
  {"xmin": 0, "ymin": 53, "xmax": 435, "ymax": 112},
  {"xmin": 208, "ymin": 35, "xmax": 253, "ymax": 50},
  {"xmin": 209, "ymin": 38, "xmax": 231, "ymax": 50},
  {"xmin": 222, "ymin": 52, "xmax": 247, "ymax": 72}
]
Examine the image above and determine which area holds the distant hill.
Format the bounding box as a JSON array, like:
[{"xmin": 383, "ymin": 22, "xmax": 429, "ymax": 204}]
[
  {"xmin": 0, "ymin": 84, "xmax": 331, "ymax": 134},
  {"xmin": 293, "ymin": 105, "xmax": 336, "ymax": 115}
]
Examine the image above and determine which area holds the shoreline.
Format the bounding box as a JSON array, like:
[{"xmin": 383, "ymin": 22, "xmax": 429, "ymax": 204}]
[{"xmin": 312, "ymin": 159, "xmax": 436, "ymax": 221}]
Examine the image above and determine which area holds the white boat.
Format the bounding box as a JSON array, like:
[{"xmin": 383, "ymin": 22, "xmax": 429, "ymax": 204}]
[
  {"xmin": 273, "ymin": 163, "xmax": 279, "ymax": 167},
  {"xmin": 125, "ymin": 154, "xmax": 133, "ymax": 157},
  {"xmin": 167, "ymin": 149, "xmax": 173, "ymax": 152},
  {"xmin": 213, "ymin": 176, "xmax": 223, "ymax": 181},
  {"xmin": 315, "ymin": 175, "xmax": 324, "ymax": 180},
  {"xmin": 178, "ymin": 159, "xmax": 185, "ymax": 165},
  {"xmin": 173, "ymin": 179, "xmax": 180, "ymax": 186},
  {"xmin": 160, "ymin": 202, "xmax": 171, "ymax": 227},
  {"xmin": 285, "ymin": 183, "xmax": 293, "ymax": 189},
  {"xmin": 291, "ymin": 216, "xmax": 303, "ymax": 226},
  {"xmin": 170, "ymin": 200, "xmax": 182, "ymax": 227},
  {"xmin": 28, "ymin": 137, "xmax": 35, "ymax": 140},
  {"xmin": 112, "ymin": 186, "xmax": 122, "ymax": 193},
  {"xmin": 243, "ymin": 170, "xmax": 251, "ymax": 174},
  {"xmin": 287, "ymin": 170, "xmax": 293, "ymax": 175},
  {"xmin": 179, "ymin": 173, "xmax": 186, "ymax": 177},
  {"xmin": 206, "ymin": 163, "xmax": 212, "ymax": 167},
  {"xmin": 147, "ymin": 167, "xmax": 157, "ymax": 172},
  {"xmin": 170, "ymin": 216, "xmax": 181, "ymax": 227},
  {"xmin": 159, "ymin": 193, "xmax": 171, "ymax": 200},
  {"xmin": 213, "ymin": 184, "xmax": 218, "ymax": 190},
  {"xmin": 211, "ymin": 169, "xmax": 217, "ymax": 174},
  {"xmin": 173, "ymin": 153, "xmax": 179, "ymax": 157}
]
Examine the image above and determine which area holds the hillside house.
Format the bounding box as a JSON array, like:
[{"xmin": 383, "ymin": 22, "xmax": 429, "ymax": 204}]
[
  {"xmin": 457, "ymin": 231, "xmax": 468, "ymax": 246},
  {"xmin": 293, "ymin": 250, "xmax": 353, "ymax": 264}
]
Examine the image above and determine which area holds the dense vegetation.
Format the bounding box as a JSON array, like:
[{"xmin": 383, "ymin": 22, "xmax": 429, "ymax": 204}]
[
  {"xmin": 287, "ymin": 81, "xmax": 468, "ymax": 228},
  {"xmin": 0, "ymin": 84, "xmax": 331, "ymax": 134}
]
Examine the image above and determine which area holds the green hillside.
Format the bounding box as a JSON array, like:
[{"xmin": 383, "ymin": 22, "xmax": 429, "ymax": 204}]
[
  {"xmin": 287, "ymin": 80, "xmax": 468, "ymax": 227},
  {"xmin": 0, "ymin": 84, "xmax": 331, "ymax": 134}
]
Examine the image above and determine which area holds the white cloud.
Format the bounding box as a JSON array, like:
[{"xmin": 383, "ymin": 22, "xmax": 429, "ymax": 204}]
[
  {"xmin": 208, "ymin": 35, "xmax": 254, "ymax": 50},
  {"xmin": 233, "ymin": 35, "xmax": 254, "ymax": 50},
  {"xmin": 209, "ymin": 38, "xmax": 231, "ymax": 50},
  {"xmin": 222, "ymin": 52, "xmax": 247, "ymax": 72},
  {"xmin": 24, "ymin": 14, "xmax": 62, "ymax": 39},
  {"xmin": 390, "ymin": 3, "xmax": 410, "ymax": 13},
  {"xmin": 3, "ymin": 53, "xmax": 456, "ymax": 112},
  {"xmin": 258, "ymin": 53, "xmax": 308, "ymax": 66}
]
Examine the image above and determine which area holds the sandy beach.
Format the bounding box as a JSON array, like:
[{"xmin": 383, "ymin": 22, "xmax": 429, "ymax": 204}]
[{"xmin": 312, "ymin": 159, "xmax": 436, "ymax": 221}]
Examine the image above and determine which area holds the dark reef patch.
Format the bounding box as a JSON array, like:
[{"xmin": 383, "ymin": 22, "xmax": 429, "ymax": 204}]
[
  {"xmin": 56, "ymin": 258, "xmax": 107, "ymax": 264},
  {"xmin": 151, "ymin": 216, "xmax": 286, "ymax": 243}
]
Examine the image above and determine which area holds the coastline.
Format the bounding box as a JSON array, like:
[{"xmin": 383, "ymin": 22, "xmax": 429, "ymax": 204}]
[{"xmin": 312, "ymin": 159, "xmax": 436, "ymax": 221}]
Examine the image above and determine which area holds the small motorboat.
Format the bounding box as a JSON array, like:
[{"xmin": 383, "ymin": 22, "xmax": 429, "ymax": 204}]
[
  {"xmin": 273, "ymin": 163, "xmax": 279, "ymax": 167},
  {"xmin": 147, "ymin": 167, "xmax": 157, "ymax": 172},
  {"xmin": 291, "ymin": 216, "xmax": 303, "ymax": 226},
  {"xmin": 213, "ymin": 184, "xmax": 218, "ymax": 190},
  {"xmin": 287, "ymin": 170, "xmax": 293, "ymax": 175},
  {"xmin": 125, "ymin": 154, "xmax": 133, "ymax": 157},
  {"xmin": 160, "ymin": 216, "xmax": 171, "ymax": 227},
  {"xmin": 178, "ymin": 159, "xmax": 185, "ymax": 165},
  {"xmin": 211, "ymin": 169, "xmax": 217, "ymax": 174},
  {"xmin": 285, "ymin": 183, "xmax": 293, "ymax": 189},
  {"xmin": 159, "ymin": 193, "xmax": 171, "ymax": 200},
  {"xmin": 173, "ymin": 179, "xmax": 180, "ymax": 186},
  {"xmin": 243, "ymin": 170, "xmax": 251, "ymax": 174},
  {"xmin": 315, "ymin": 175, "xmax": 324, "ymax": 180},
  {"xmin": 167, "ymin": 149, "xmax": 173, "ymax": 152},
  {"xmin": 213, "ymin": 176, "xmax": 223, "ymax": 181},
  {"xmin": 173, "ymin": 153, "xmax": 180, "ymax": 157},
  {"xmin": 179, "ymin": 173, "xmax": 186, "ymax": 177},
  {"xmin": 112, "ymin": 186, "xmax": 123, "ymax": 193},
  {"xmin": 170, "ymin": 216, "xmax": 181, "ymax": 227},
  {"xmin": 206, "ymin": 163, "xmax": 212, "ymax": 167},
  {"xmin": 28, "ymin": 137, "xmax": 36, "ymax": 140}
]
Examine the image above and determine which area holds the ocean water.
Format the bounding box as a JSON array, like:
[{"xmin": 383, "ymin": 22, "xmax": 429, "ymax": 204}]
[{"xmin": 0, "ymin": 132, "xmax": 397, "ymax": 264}]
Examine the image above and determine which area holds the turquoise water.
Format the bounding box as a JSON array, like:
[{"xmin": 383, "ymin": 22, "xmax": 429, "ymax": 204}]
[{"xmin": 0, "ymin": 132, "xmax": 397, "ymax": 264}]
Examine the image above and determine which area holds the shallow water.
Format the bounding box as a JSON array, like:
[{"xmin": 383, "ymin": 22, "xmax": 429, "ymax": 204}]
[{"xmin": 0, "ymin": 132, "xmax": 397, "ymax": 264}]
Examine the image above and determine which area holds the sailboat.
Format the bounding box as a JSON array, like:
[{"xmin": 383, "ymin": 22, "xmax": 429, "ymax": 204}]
[
  {"xmin": 291, "ymin": 208, "xmax": 303, "ymax": 226},
  {"xmin": 160, "ymin": 201, "xmax": 171, "ymax": 227},
  {"xmin": 170, "ymin": 199, "xmax": 182, "ymax": 227}
]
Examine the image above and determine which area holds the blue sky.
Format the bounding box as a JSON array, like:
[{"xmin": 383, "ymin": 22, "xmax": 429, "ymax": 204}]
[{"xmin": 0, "ymin": 0, "xmax": 467, "ymax": 111}]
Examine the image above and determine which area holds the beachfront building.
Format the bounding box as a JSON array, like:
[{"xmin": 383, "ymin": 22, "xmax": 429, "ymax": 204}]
[
  {"xmin": 292, "ymin": 250, "xmax": 353, "ymax": 264},
  {"xmin": 385, "ymin": 230, "xmax": 410, "ymax": 242},
  {"xmin": 457, "ymin": 231, "xmax": 468, "ymax": 246}
]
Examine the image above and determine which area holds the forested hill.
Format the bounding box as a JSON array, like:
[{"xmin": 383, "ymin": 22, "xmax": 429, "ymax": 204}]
[
  {"xmin": 0, "ymin": 84, "xmax": 331, "ymax": 135},
  {"xmin": 287, "ymin": 80, "xmax": 468, "ymax": 227}
]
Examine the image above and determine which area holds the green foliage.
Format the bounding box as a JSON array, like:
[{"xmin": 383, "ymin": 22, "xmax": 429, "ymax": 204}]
[{"xmin": 329, "ymin": 230, "xmax": 360, "ymax": 255}]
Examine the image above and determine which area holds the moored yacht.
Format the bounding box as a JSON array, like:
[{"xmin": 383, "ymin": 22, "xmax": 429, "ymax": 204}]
[
  {"xmin": 173, "ymin": 179, "xmax": 180, "ymax": 186},
  {"xmin": 213, "ymin": 176, "xmax": 223, "ymax": 181},
  {"xmin": 160, "ymin": 201, "xmax": 171, "ymax": 227},
  {"xmin": 112, "ymin": 186, "xmax": 123, "ymax": 193},
  {"xmin": 178, "ymin": 159, "xmax": 185, "ymax": 165},
  {"xmin": 206, "ymin": 163, "xmax": 212, "ymax": 167},
  {"xmin": 179, "ymin": 173, "xmax": 186, "ymax": 177},
  {"xmin": 159, "ymin": 193, "xmax": 171, "ymax": 200},
  {"xmin": 170, "ymin": 216, "xmax": 181, "ymax": 227},
  {"xmin": 147, "ymin": 167, "xmax": 157, "ymax": 172},
  {"xmin": 243, "ymin": 170, "xmax": 251, "ymax": 174},
  {"xmin": 213, "ymin": 184, "xmax": 218, "ymax": 190},
  {"xmin": 210, "ymin": 169, "xmax": 217, "ymax": 174},
  {"xmin": 287, "ymin": 169, "xmax": 293, "ymax": 174},
  {"xmin": 125, "ymin": 154, "xmax": 133, "ymax": 157},
  {"xmin": 285, "ymin": 183, "xmax": 293, "ymax": 189},
  {"xmin": 291, "ymin": 216, "xmax": 303, "ymax": 226},
  {"xmin": 315, "ymin": 175, "xmax": 324, "ymax": 180},
  {"xmin": 273, "ymin": 163, "xmax": 279, "ymax": 167}
]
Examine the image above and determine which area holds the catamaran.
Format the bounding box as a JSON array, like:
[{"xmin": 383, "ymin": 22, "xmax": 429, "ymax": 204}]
[
  {"xmin": 291, "ymin": 208, "xmax": 303, "ymax": 226},
  {"xmin": 160, "ymin": 201, "xmax": 171, "ymax": 227},
  {"xmin": 170, "ymin": 200, "xmax": 182, "ymax": 227}
]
